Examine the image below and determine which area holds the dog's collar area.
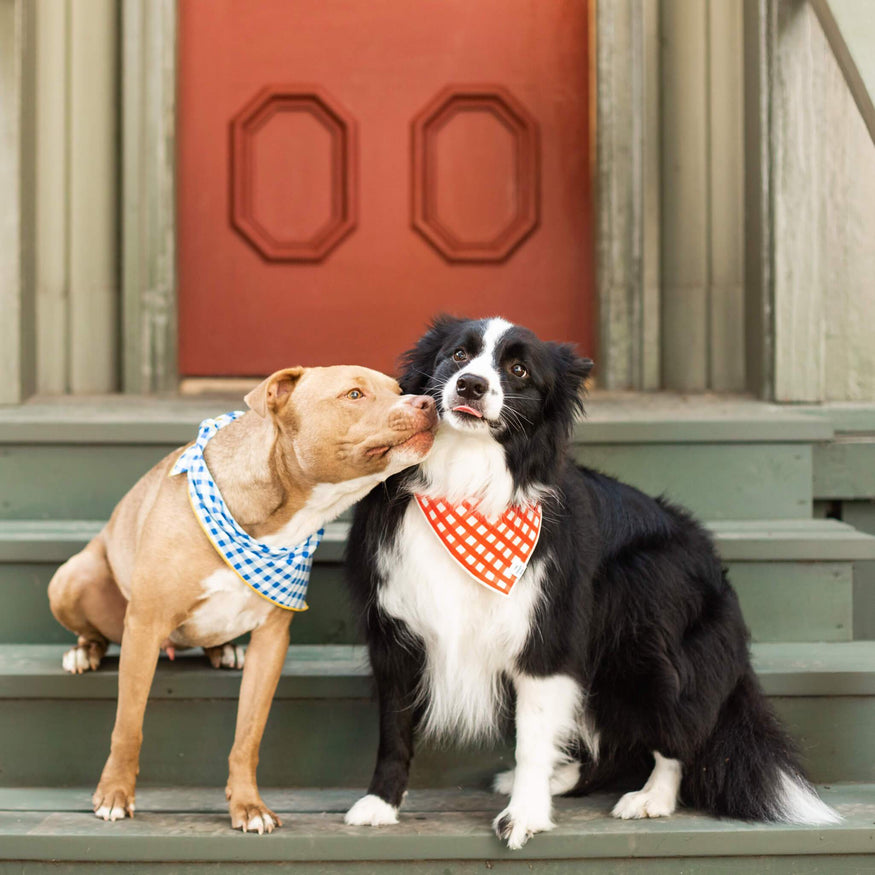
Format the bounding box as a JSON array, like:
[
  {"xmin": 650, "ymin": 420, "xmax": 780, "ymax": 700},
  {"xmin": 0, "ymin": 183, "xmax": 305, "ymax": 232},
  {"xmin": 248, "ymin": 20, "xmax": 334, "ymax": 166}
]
[
  {"xmin": 414, "ymin": 494, "xmax": 542, "ymax": 596},
  {"xmin": 171, "ymin": 411, "xmax": 324, "ymax": 612}
]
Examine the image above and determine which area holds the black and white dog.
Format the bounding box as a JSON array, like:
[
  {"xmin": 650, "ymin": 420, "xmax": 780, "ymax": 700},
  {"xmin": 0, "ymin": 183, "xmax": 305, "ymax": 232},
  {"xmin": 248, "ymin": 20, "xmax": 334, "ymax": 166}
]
[{"xmin": 343, "ymin": 316, "xmax": 839, "ymax": 849}]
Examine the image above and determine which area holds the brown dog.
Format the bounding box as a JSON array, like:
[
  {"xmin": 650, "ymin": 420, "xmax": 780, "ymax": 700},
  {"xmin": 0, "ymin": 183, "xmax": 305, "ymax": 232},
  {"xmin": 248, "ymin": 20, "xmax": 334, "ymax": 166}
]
[{"xmin": 48, "ymin": 366, "xmax": 436, "ymax": 833}]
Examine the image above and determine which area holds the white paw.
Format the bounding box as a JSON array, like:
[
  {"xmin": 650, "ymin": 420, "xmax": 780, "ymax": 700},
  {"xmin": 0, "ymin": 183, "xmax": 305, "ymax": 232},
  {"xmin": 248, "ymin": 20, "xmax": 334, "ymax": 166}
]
[
  {"xmin": 493, "ymin": 804, "xmax": 554, "ymax": 850},
  {"xmin": 612, "ymin": 788, "xmax": 677, "ymax": 820},
  {"xmin": 94, "ymin": 803, "xmax": 132, "ymax": 822},
  {"xmin": 493, "ymin": 762, "xmax": 580, "ymax": 797},
  {"xmin": 62, "ymin": 644, "xmax": 101, "ymax": 674},
  {"xmin": 344, "ymin": 794, "xmax": 399, "ymax": 826},
  {"xmin": 550, "ymin": 762, "xmax": 581, "ymax": 795},
  {"xmin": 207, "ymin": 643, "xmax": 245, "ymax": 670},
  {"xmin": 245, "ymin": 812, "xmax": 275, "ymax": 835},
  {"xmin": 221, "ymin": 644, "xmax": 245, "ymax": 669},
  {"xmin": 493, "ymin": 769, "xmax": 515, "ymax": 795}
]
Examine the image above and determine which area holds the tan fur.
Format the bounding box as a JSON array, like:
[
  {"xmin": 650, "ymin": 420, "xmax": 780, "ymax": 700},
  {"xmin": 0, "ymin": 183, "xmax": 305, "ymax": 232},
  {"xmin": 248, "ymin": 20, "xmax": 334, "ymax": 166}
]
[{"xmin": 48, "ymin": 365, "xmax": 436, "ymax": 831}]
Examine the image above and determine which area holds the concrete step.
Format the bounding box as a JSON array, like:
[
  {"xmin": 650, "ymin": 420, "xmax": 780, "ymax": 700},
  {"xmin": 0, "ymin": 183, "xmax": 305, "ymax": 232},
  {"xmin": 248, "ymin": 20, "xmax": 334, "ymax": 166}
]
[
  {"xmin": 3, "ymin": 518, "xmax": 872, "ymax": 646},
  {"xmin": 1, "ymin": 642, "xmax": 874, "ymax": 787},
  {"xmin": 0, "ymin": 785, "xmax": 872, "ymax": 873},
  {"xmin": 0, "ymin": 394, "xmax": 834, "ymax": 522}
]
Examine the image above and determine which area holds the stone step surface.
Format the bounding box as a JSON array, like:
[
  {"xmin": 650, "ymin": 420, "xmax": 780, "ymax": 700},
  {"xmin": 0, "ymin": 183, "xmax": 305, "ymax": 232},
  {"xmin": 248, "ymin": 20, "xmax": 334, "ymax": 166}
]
[
  {"xmin": 2, "ymin": 642, "xmax": 874, "ymax": 787},
  {"xmin": 3, "ymin": 518, "xmax": 871, "ymax": 645},
  {"xmin": 0, "ymin": 785, "xmax": 872, "ymax": 874}
]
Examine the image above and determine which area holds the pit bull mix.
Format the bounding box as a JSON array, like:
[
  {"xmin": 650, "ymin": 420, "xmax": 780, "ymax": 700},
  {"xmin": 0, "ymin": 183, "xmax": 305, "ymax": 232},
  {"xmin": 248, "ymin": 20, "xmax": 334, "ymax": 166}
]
[{"xmin": 48, "ymin": 366, "xmax": 437, "ymax": 833}]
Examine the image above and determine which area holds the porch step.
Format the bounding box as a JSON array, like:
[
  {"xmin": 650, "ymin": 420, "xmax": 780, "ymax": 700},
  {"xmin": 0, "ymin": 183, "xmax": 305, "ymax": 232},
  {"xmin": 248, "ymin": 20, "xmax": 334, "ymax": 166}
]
[
  {"xmin": 0, "ymin": 785, "xmax": 872, "ymax": 873},
  {"xmin": 0, "ymin": 394, "xmax": 833, "ymax": 522},
  {"xmin": 2, "ymin": 518, "xmax": 871, "ymax": 646},
  {"xmin": 1, "ymin": 642, "xmax": 874, "ymax": 787}
]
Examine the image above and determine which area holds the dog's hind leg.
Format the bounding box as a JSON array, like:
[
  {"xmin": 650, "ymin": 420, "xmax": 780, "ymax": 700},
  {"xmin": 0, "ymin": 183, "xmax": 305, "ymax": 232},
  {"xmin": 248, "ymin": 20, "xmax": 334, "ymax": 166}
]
[
  {"xmin": 611, "ymin": 752, "xmax": 682, "ymax": 819},
  {"xmin": 48, "ymin": 534, "xmax": 127, "ymax": 673}
]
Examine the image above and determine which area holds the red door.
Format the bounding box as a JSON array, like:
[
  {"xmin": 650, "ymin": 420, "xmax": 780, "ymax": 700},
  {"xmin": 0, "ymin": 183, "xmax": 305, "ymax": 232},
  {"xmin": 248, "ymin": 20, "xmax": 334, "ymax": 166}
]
[{"xmin": 178, "ymin": 0, "xmax": 593, "ymax": 377}]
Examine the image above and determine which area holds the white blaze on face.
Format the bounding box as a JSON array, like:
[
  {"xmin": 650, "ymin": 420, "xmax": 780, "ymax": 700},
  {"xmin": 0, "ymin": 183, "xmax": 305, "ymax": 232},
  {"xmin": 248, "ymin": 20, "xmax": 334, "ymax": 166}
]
[{"xmin": 443, "ymin": 318, "xmax": 512, "ymax": 425}]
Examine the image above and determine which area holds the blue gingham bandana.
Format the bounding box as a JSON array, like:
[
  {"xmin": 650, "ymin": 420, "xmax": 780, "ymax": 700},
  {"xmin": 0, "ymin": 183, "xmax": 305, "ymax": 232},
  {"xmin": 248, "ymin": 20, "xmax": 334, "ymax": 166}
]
[{"xmin": 170, "ymin": 411, "xmax": 324, "ymax": 611}]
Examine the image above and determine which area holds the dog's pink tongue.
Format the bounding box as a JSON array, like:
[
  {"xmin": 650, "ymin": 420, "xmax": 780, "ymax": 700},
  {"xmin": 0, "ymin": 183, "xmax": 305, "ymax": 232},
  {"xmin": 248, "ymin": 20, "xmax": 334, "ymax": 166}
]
[{"xmin": 452, "ymin": 405, "xmax": 483, "ymax": 418}]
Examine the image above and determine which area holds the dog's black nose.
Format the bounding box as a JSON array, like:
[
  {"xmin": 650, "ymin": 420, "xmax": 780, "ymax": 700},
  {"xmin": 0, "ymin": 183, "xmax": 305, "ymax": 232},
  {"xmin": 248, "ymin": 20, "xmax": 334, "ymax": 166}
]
[{"xmin": 456, "ymin": 374, "xmax": 488, "ymax": 400}]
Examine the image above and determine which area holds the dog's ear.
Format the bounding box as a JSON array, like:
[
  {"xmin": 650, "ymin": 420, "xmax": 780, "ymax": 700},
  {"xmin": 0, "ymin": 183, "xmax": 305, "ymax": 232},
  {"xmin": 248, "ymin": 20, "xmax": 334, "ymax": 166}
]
[
  {"xmin": 245, "ymin": 367, "xmax": 305, "ymax": 417},
  {"xmin": 397, "ymin": 314, "xmax": 466, "ymax": 394},
  {"xmin": 545, "ymin": 344, "xmax": 593, "ymax": 432},
  {"xmin": 551, "ymin": 344, "xmax": 593, "ymax": 389}
]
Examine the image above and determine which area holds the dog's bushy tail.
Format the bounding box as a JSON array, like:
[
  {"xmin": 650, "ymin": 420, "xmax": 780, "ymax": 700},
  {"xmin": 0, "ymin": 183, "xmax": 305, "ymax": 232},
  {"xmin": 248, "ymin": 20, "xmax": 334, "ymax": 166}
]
[{"xmin": 683, "ymin": 668, "xmax": 840, "ymax": 824}]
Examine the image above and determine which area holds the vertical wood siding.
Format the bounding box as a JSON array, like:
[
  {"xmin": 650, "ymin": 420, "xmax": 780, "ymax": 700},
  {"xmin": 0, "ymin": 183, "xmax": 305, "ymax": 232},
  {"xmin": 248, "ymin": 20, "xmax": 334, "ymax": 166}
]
[{"xmin": 30, "ymin": 0, "xmax": 118, "ymax": 395}]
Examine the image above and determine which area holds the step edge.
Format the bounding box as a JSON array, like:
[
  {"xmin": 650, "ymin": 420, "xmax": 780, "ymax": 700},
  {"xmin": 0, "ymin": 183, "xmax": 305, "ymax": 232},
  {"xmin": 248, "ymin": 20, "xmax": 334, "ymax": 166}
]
[
  {"xmin": 4, "ymin": 520, "xmax": 875, "ymax": 563},
  {"xmin": 2, "ymin": 643, "xmax": 875, "ymax": 699}
]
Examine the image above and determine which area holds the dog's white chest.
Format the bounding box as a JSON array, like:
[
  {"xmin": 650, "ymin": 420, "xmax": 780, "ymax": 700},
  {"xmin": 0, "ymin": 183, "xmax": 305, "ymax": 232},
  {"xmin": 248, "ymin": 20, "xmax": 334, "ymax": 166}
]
[
  {"xmin": 171, "ymin": 568, "xmax": 275, "ymax": 648},
  {"xmin": 377, "ymin": 502, "xmax": 543, "ymax": 741}
]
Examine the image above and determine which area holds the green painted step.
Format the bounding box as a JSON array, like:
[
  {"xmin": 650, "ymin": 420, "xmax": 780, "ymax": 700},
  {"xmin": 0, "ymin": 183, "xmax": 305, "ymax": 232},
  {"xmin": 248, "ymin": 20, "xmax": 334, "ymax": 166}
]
[
  {"xmin": 0, "ymin": 395, "xmax": 833, "ymax": 522},
  {"xmin": 0, "ymin": 785, "xmax": 872, "ymax": 873},
  {"xmin": 2, "ymin": 519, "xmax": 872, "ymax": 646},
  {"xmin": 1, "ymin": 642, "xmax": 874, "ymax": 788}
]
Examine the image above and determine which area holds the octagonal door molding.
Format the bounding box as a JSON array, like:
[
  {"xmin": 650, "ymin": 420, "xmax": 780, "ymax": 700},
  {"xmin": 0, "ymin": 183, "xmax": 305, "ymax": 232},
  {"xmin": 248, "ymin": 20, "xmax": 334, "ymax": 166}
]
[
  {"xmin": 230, "ymin": 86, "xmax": 358, "ymax": 262},
  {"xmin": 411, "ymin": 85, "xmax": 541, "ymax": 263}
]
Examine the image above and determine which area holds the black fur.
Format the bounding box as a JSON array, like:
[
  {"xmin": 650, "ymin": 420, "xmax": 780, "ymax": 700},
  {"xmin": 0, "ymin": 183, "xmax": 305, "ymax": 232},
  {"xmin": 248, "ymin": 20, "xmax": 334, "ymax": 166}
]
[{"xmin": 346, "ymin": 315, "xmax": 825, "ymax": 824}]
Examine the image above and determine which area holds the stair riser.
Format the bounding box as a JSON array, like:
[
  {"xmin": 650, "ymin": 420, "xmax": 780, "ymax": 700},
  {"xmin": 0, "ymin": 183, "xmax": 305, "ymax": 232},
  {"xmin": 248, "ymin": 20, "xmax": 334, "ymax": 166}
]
[
  {"xmin": 575, "ymin": 444, "xmax": 813, "ymax": 521},
  {"xmin": 1, "ymin": 563, "xmax": 356, "ymax": 646},
  {"xmin": 0, "ymin": 695, "xmax": 865, "ymax": 787},
  {"xmin": 0, "ymin": 442, "xmax": 813, "ymax": 521},
  {"xmin": 1, "ymin": 559, "xmax": 853, "ymax": 646}
]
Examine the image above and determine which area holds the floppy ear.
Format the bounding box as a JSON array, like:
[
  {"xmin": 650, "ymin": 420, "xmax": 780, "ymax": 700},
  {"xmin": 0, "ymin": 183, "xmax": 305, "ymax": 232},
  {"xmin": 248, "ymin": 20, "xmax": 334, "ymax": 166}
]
[
  {"xmin": 545, "ymin": 344, "xmax": 594, "ymax": 432},
  {"xmin": 244, "ymin": 367, "xmax": 305, "ymax": 417},
  {"xmin": 397, "ymin": 314, "xmax": 466, "ymax": 394}
]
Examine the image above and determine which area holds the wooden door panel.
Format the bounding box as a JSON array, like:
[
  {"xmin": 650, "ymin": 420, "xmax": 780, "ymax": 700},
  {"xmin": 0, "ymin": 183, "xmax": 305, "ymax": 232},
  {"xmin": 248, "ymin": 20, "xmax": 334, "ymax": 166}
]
[{"xmin": 178, "ymin": 0, "xmax": 593, "ymax": 376}]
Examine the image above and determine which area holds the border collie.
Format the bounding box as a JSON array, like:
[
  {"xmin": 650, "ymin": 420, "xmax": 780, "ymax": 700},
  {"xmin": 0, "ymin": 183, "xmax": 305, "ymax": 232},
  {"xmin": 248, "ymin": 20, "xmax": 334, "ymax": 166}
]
[{"xmin": 343, "ymin": 316, "xmax": 839, "ymax": 849}]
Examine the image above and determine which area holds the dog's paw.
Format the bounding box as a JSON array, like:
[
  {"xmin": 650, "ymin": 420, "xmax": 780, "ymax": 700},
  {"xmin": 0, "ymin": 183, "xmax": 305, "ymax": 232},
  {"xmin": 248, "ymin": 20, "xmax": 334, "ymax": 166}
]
[
  {"xmin": 612, "ymin": 788, "xmax": 676, "ymax": 820},
  {"xmin": 344, "ymin": 794, "xmax": 399, "ymax": 826},
  {"xmin": 493, "ymin": 804, "xmax": 554, "ymax": 850},
  {"xmin": 228, "ymin": 795, "xmax": 281, "ymax": 835},
  {"xmin": 92, "ymin": 784, "xmax": 135, "ymax": 822},
  {"xmin": 493, "ymin": 769, "xmax": 515, "ymax": 795},
  {"xmin": 62, "ymin": 640, "xmax": 106, "ymax": 674},
  {"xmin": 205, "ymin": 644, "xmax": 245, "ymax": 670},
  {"xmin": 494, "ymin": 763, "xmax": 581, "ymax": 797}
]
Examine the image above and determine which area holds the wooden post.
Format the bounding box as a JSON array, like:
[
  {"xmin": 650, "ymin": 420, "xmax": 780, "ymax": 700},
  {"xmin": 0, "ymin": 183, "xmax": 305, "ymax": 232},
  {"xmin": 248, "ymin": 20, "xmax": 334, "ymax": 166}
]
[
  {"xmin": 121, "ymin": 0, "xmax": 177, "ymax": 394},
  {"xmin": 596, "ymin": 0, "xmax": 661, "ymax": 390},
  {"xmin": 0, "ymin": 0, "xmax": 36, "ymax": 405}
]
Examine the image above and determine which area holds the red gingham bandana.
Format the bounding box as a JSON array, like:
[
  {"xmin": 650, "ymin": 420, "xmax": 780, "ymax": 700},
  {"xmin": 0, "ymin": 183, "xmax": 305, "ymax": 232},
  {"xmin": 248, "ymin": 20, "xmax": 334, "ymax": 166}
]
[{"xmin": 415, "ymin": 494, "xmax": 542, "ymax": 596}]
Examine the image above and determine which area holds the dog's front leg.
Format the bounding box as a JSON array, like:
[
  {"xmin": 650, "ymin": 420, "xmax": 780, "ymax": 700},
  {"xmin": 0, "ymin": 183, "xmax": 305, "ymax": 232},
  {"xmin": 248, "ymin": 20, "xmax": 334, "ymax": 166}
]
[
  {"xmin": 344, "ymin": 643, "xmax": 419, "ymax": 826},
  {"xmin": 494, "ymin": 674, "xmax": 581, "ymax": 850},
  {"xmin": 93, "ymin": 606, "xmax": 170, "ymax": 820},
  {"xmin": 225, "ymin": 609, "xmax": 291, "ymax": 834}
]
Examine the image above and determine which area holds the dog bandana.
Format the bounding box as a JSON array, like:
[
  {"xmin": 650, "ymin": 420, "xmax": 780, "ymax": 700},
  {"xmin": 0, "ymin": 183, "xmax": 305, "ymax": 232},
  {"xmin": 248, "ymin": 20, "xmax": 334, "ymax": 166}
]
[
  {"xmin": 170, "ymin": 411, "xmax": 323, "ymax": 611},
  {"xmin": 415, "ymin": 494, "xmax": 542, "ymax": 596}
]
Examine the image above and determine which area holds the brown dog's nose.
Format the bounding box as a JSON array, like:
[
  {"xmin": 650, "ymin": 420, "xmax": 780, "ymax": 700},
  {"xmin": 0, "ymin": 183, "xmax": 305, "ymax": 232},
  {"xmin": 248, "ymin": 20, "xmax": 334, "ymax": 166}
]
[{"xmin": 404, "ymin": 395, "xmax": 436, "ymax": 413}]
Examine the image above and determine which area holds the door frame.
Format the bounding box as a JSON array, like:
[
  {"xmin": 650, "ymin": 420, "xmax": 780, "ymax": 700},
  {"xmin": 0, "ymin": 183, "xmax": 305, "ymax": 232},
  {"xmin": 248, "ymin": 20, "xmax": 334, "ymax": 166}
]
[
  {"xmin": 119, "ymin": 0, "xmax": 725, "ymax": 396},
  {"xmin": 126, "ymin": 0, "xmax": 613, "ymax": 393}
]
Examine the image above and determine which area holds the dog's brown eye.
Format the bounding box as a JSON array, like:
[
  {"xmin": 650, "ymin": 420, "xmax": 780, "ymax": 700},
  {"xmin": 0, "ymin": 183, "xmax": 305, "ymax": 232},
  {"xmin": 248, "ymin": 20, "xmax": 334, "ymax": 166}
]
[
  {"xmin": 347, "ymin": 388, "xmax": 364, "ymax": 400},
  {"xmin": 452, "ymin": 348, "xmax": 468, "ymax": 362},
  {"xmin": 510, "ymin": 363, "xmax": 528, "ymax": 379}
]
